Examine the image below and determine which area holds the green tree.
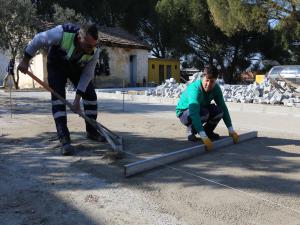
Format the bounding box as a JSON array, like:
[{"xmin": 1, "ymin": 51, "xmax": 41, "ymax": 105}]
[
  {"xmin": 157, "ymin": 0, "xmax": 271, "ymax": 83},
  {"xmin": 273, "ymin": 1, "xmax": 300, "ymax": 64},
  {"xmin": 51, "ymin": 4, "xmax": 85, "ymax": 25},
  {"xmin": 276, "ymin": 17, "xmax": 300, "ymax": 63},
  {"xmin": 35, "ymin": 0, "xmax": 188, "ymax": 58},
  {"xmin": 207, "ymin": 0, "xmax": 269, "ymax": 36},
  {"xmin": 207, "ymin": 0, "xmax": 300, "ymax": 64},
  {"xmin": 47, "ymin": 0, "xmax": 124, "ymax": 26},
  {"xmin": 154, "ymin": 0, "xmax": 191, "ymax": 57},
  {"xmin": 115, "ymin": 0, "xmax": 185, "ymax": 58},
  {"xmin": 32, "ymin": 0, "xmax": 298, "ymax": 80},
  {"xmin": 0, "ymin": 0, "xmax": 38, "ymax": 89}
]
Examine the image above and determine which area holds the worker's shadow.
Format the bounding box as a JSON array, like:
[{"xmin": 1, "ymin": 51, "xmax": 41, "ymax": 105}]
[{"xmin": 0, "ymin": 131, "xmax": 115, "ymax": 157}]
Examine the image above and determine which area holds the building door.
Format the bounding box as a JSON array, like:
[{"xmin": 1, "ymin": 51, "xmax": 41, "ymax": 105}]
[
  {"xmin": 130, "ymin": 55, "xmax": 137, "ymax": 86},
  {"xmin": 159, "ymin": 65, "xmax": 164, "ymax": 84},
  {"xmin": 166, "ymin": 65, "xmax": 171, "ymax": 79}
]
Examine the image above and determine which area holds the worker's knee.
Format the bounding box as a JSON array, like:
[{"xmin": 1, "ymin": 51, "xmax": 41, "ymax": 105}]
[
  {"xmin": 212, "ymin": 111, "xmax": 223, "ymax": 121},
  {"xmin": 82, "ymin": 88, "xmax": 98, "ymax": 118},
  {"xmin": 178, "ymin": 109, "xmax": 190, "ymax": 125}
]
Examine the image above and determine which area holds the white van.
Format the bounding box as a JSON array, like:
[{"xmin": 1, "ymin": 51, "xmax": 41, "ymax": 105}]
[{"xmin": 267, "ymin": 65, "xmax": 300, "ymax": 84}]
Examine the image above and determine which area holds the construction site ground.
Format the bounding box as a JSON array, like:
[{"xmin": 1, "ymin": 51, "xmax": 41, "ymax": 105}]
[{"xmin": 1, "ymin": 90, "xmax": 300, "ymax": 225}]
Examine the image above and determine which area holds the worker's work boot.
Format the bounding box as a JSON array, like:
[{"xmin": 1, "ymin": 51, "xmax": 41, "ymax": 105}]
[
  {"xmin": 60, "ymin": 136, "xmax": 74, "ymax": 156},
  {"xmin": 187, "ymin": 125, "xmax": 197, "ymax": 142},
  {"xmin": 188, "ymin": 134, "xmax": 197, "ymax": 142},
  {"xmin": 86, "ymin": 131, "xmax": 106, "ymax": 142},
  {"xmin": 204, "ymin": 120, "xmax": 220, "ymax": 141}
]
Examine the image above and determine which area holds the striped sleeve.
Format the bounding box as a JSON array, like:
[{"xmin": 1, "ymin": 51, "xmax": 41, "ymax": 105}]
[
  {"xmin": 76, "ymin": 48, "xmax": 100, "ymax": 96},
  {"xmin": 188, "ymin": 83, "xmax": 205, "ymax": 133},
  {"xmin": 214, "ymin": 84, "xmax": 232, "ymax": 128},
  {"xmin": 25, "ymin": 25, "xmax": 63, "ymax": 58}
]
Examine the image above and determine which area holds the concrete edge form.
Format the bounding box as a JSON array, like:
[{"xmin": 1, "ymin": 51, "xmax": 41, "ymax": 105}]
[{"xmin": 124, "ymin": 131, "xmax": 258, "ymax": 177}]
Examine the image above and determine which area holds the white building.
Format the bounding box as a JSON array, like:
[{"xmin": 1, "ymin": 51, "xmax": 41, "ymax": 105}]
[
  {"xmin": 95, "ymin": 27, "xmax": 150, "ymax": 88},
  {"xmin": 0, "ymin": 50, "xmax": 9, "ymax": 86}
]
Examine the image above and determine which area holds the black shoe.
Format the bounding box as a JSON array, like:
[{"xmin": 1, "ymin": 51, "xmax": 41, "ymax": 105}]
[
  {"xmin": 86, "ymin": 132, "xmax": 106, "ymax": 142},
  {"xmin": 188, "ymin": 134, "xmax": 197, "ymax": 142},
  {"xmin": 61, "ymin": 143, "xmax": 74, "ymax": 156},
  {"xmin": 207, "ymin": 132, "xmax": 220, "ymax": 140},
  {"xmin": 60, "ymin": 137, "xmax": 74, "ymax": 156}
]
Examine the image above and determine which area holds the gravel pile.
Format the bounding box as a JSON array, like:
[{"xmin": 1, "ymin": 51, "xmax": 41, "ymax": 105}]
[{"xmin": 145, "ymin": 73, "xmax": 300, "ymax": 107}]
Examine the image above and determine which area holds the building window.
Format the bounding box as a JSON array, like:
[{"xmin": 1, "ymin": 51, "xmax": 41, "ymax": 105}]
[
  {"xmin": 152, "ymin": 64, "xmax": 155, "ymax": 69},
  {"xmin": 159, "ymin": 65, "xmax": 164, "ymax": 84},
  {"xmin": 167, "ymin": 65, "xmax": 171, "ymax": 79},
  {"xmin": 175, "ymin": 65, "xmax": 177, "ymax": 70},
  {"xmin": 95, "ymin": 49, "xmax": 110, "ymax": 76}
]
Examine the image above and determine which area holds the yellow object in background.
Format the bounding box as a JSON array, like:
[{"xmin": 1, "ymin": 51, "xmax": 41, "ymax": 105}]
[
  {"xmin": 255, "ymin": 74, "xmax": 265, "ymax": 84},
  {"xmin": 148, "ymin": 58, "xmax": 180, "ymax": 85}
]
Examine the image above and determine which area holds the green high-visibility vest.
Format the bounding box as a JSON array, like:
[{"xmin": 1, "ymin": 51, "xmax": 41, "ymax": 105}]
[{"xmin": 61, "ymin": 32, "xmax": 94, "ymax": 64}]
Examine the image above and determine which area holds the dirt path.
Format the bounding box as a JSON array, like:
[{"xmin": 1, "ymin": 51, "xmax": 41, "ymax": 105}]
[{"xmin": 1, "ymin": 90, "xmax": 300, "ymax": 225}]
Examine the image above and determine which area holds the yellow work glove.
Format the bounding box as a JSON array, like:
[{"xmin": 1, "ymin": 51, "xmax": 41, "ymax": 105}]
[
  {"xmin": 202, "ymin": 137, "xmax": 213, "ymax": 151},
  {"xmin": 228, "ymin": 127, "xmax": 239, "ymax": 144},
  {"xmin": 199, "ymin": 131, "xmax": 213, "ymax": 151}
]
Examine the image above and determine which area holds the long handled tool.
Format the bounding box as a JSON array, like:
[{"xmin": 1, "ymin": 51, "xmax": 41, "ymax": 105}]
[
  {"xmin": 26, "ymin": 70, "xmax": 123, "ymax": 154},
  {"xmin": 7, "ymin": 75, "xmax": 14, "ymax": 118}
]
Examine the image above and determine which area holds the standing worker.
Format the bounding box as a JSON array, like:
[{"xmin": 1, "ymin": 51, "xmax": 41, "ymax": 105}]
[
  {"xmin": 18, "ymin": 23, "xmax": 105, "ymax": 156},
  {"xmin": 176, "ymin": 65, "xmax": 239, "ymax": 151},
  {"xmin": 5, "ymin": 58, "xmax": 18, "ymax": 89},
  {"xmin": 7, "ymin": 59, "xmax": 15, "ymax": 77}
]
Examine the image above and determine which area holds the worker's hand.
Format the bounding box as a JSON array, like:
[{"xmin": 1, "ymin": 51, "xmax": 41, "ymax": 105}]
[
  {"xmin": 199, "ymin": 131, "xmax": 213, "ymax": 151},
  {"xmin": 72, "ymin": 94, "xmax": 81, "ymax": 114},
  {"xmin": 17, "ymin": 57, "xmax": 30, "ymax": 74},
  {"xmin": 202, "ymin": 137, "xmax": 213, "ymax": 151},
  {"xmin": 228, "ymin": 127, "xmax": 239, "ymax": 144}
]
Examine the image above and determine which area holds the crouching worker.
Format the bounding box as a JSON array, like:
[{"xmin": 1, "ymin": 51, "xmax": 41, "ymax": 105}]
[
  {"xmin": 17, "ymin": 23, "xmax": 105, "ymax": 156},
  {"xmin": 176, "ymin": 65, "xmax": 239, "ymax": 151}
]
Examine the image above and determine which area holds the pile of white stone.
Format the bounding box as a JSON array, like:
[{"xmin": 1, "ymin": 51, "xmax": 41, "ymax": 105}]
[
  {"xmin": 145, "ymin": 78, "xmax": 186, "ymax": 98},
  {"xmin": 221, "ymin": 80, "xmax": 300, "ymax": 107},
  {"xmin": 145, "ymin": 73, "xmax": 300, "ymax": 107},
  {"xmin": 145, "ymin": 73, "xmax": 204, "ymax": 98}
]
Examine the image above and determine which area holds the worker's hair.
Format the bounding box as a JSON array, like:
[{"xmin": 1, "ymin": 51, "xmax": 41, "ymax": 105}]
[
  {"xmin": 203, "ymin": 65, "xmax": 218, "ymax": 79},
  {"xmin": 79, "ymin": 23, "xmax": 98, "ymax": 40}
]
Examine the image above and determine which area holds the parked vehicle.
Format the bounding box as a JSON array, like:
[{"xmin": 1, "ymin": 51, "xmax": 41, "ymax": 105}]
[{"xmin": 267, "ymin": 65, "xmax": 300, "ymax": 84}]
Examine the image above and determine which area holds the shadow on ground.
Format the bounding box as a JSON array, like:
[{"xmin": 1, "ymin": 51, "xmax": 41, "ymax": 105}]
[
  {"xmin": 76, "ymin": 134, "xmax": 300, "ymax": 196},
  {"xmin": 0, "ymin": 131, "xmax": 106, "ymax": 225},
  {"xmin": 98, "ymin": 99, "xmax": 176, "ymax": 115},
  {"xmin": 0, "ymin": 96, "xmax": 51, "ymax": 115},
  {"xmin": 1, "ymin": 131, "xmax": 300, "ymax": 196}
]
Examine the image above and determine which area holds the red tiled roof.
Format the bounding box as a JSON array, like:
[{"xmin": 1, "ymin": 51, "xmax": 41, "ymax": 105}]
[
  {"xmin": 98, "ymin": 26, "xmax": 151, "ymax": 50},
  {"xmin": 41, "ymin": 21, "xmax": 151, "ymax": 50}
]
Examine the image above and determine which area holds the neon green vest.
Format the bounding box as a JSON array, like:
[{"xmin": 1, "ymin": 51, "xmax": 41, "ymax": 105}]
[{"xmin": 60, "ymin": 32, "xmax": 95, "ymax": 65}]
